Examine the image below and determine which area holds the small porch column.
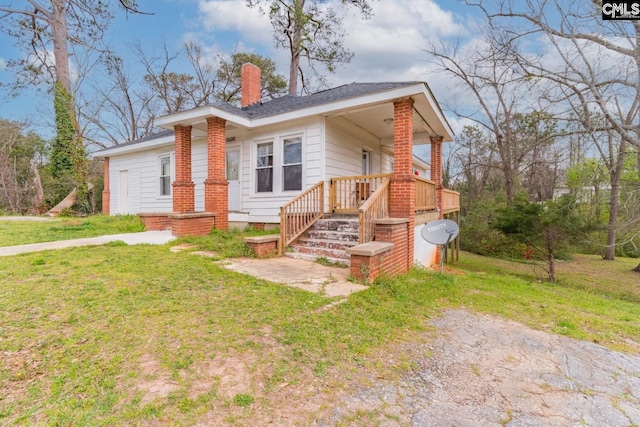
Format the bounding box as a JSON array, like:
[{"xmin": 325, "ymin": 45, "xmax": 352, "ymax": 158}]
[
  {"xmin": 204, "ymin": 116, "xmax": 228, "ymax": 230},
  {"xmin": 102, "ymin": 157, "xmax": 110, "ymax": 214},
  {"xmin": 173, "ymin": 125, "xmax": 195, "ymax": 213},
  {"xmin": 430, "ymin": 135, "xmax": 444, "ymax": 219},
  {"xmin": 389, "ymin": 97, "xmax": 416, "ymax": 270}
]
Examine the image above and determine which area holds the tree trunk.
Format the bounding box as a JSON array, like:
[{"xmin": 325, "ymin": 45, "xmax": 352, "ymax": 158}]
[
  {"xmin": 603, "ymin": 139, "xmax": 626, "ymax": 261},
  {"xmin": 51, "ymin": 0, "xmax": 72, "ymax": 92},
  {"xmin": 545, "ymin": 229, "xmax": 556, "ymax": 283},
  {"xmin": 633, "ymin": 263, "xmax": 640, "ymax": 272},
  {"xmin": 287, "ymin": 0, "xmax": 304, "ymax": 95},
  {"xmin": 30, "ymin": 158, "xmax": 44, "ymax": 211},
  {"xmin": 46, "ymin": 183, "xmax": 93, "ymax": 216}
]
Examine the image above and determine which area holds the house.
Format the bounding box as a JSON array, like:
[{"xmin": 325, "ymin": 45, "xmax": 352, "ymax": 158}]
[{"xmin": 95, "ymin": 63, "xmax": 460, "ymax": 279}]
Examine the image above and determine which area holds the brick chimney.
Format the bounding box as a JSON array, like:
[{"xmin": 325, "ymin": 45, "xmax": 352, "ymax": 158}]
[{"xmin": 241, "ymin": 63, "xmax": 261, "ymax": 107}]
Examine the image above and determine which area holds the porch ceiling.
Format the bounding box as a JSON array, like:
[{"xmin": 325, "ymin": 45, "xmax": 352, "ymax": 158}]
[{"xmin": 329, "ymin": 95, "xmax": 452, "ymax": 144}]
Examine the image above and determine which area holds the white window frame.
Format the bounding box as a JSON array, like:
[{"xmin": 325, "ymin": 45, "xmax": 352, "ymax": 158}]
[
  {"xmin": 282, "ymin": 135, "xmax": 303, "ymax": 192},
  {"xmin": 251, "ymin": 132, "xmax": 305, "ymax": 196},
  {"xmin": 255, "ymin": 140, "xmax": 274, "ymax": 193},
  {"xmin": 157, "ymin": 152, "xmax": 174, "ymax": 198}
]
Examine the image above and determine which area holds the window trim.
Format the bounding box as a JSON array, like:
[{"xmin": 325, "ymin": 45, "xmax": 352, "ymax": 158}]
[
  {"xmin": 282, "ymin": 135, "xmax": 303, "ymax": 192},
  {"xmin": 157, "ymin": 152, "xmax": 174, "ymax": 198},
  {"xmin": 250, "ymin": 132, "xmax": 305, "ymax": 196},
  {"xmin": 255, "ymin": 140, "xmax": 274, "ymax": 194}
]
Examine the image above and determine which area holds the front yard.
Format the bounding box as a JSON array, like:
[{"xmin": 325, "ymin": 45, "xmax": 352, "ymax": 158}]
[{"xmin": 1, "ymin": 217, "xmax": 639, "ymax": 424}]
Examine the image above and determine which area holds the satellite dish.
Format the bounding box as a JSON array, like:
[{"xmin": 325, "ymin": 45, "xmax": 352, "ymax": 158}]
[
  {"xmin": 421, "ymin": 219, "xmax": 460, "ymax": 274},
  {"xmin": 421, "ymin": 219, "xmax": 459, "ymax": 245}
]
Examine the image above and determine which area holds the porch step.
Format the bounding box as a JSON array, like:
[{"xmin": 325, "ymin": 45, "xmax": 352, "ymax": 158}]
[
  {"xmin": 285, "ymin": 216, "xmax": 360, "ymax": 266},
  {"xmin": 294, "ymin": 237, "xmax": 359, "ymax": 251},
  {"xmin": 285, "ymin": 246, "xmax": 351, "ymax": 266},
  {"xmin": 313, "ymin": 217, "xmax": 359, "ymax": 232},
  {"xmin": 304, "ymin": 229, "xmax": 359, "ymax": 242}
]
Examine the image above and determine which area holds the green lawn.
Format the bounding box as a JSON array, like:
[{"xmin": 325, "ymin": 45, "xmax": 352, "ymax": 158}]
[
  {"xmin": 0, "ymin": 230, "xmax": 638, "ymax": 425},
  {"xmin": 0, "ymin": 215, "xmax": 145, "ymax": 247}
]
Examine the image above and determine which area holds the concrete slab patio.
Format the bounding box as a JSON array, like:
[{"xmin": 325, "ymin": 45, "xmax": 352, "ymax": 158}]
[{"xmin": 220, "ymin": 256, "xmax": 368, "ymax": 297}]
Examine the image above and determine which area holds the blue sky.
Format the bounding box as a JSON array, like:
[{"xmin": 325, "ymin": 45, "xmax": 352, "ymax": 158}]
[{"xmin": 0, "ymin": 0, "xmax": 478, "ymax": 139}]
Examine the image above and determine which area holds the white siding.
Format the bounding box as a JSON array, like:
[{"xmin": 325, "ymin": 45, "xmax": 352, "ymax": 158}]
[
  {"xmin": 109, "ymin": 117, "xmax": 322, "ymax": 222},
  {"xmin": 109, "ymin": 146, "xmax": 174, "ymax": 214},
  {"xmin": 234, "ymin": 117, "xmax": 323, "ymax": 220},
  {"xmin": 325, "ymin": 116, "xmax": 384, "ymax": 179}
]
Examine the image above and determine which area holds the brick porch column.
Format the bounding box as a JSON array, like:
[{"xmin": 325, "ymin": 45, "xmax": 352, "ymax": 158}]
[
  {"xmin": 173, "ymin": 124, "xmax": 195, "ymax": 213},
  {"xmin": 102, "ymin": 157, "xmax": 110, "ymax": 214},
  {"xmin": 430, "ymin": 135, "xmax": 444, "ymax": 219},
  {"xmin": 205, "ymin": 116, "xmax": 228, "ymax": 230},
  {"xmin": 389, "ymin": 97, "xmax": 415, "ymax": 268}
]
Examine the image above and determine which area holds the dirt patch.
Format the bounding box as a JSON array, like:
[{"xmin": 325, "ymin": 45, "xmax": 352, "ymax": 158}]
[{"xmin": 135, "ymin": 354, "xmax": 180, "ymax": 405}]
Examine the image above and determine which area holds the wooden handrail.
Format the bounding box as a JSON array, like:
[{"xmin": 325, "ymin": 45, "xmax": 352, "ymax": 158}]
[
  {"xmin": 442, "ymin": 188, "xmax": 460, "ymax": 214},
  {"xmin": 330, "ymin": 173, "xmax": 392, "ymax": 214},
  {"xmin": 415, "ymin": 176, "xmax": 437, "ymax": 211},
  {"xmin": 358, "ymin": 178, "xmax": 390, "ymax": 243},
  {"xmin": 279, "ymin": 181, "xmax": 324, "ymax": 254}
]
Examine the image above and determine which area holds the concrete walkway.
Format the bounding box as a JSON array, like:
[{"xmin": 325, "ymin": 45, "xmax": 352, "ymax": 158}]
[
  {"xmin": 0, "ymin": 230, "xmax": 176, "ymax": 257},
  {"xmin": 0, "ymin": 225, "xmax": 364, "ymax": 297}
]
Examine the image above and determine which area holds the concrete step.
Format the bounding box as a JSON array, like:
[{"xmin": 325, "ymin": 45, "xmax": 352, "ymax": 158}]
[
  {"xmin": 313, "ymin": 218, "xmax": 359, "ymax": 232},
  {"xmin": 285, "ymin": 247, "xmax": 351, "ymax": 266},
  {"xmin": 295, "ymin": 237, "xmax": 360, "ymax": 251},
  {"xmin": 305, "ymin": 230, "xmax": 359, "ymax": 242}
]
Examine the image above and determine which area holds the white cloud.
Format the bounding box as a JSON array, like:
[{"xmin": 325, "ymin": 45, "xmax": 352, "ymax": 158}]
[
  {"xmin": 0, "ymin": 58, "xmax": 6, "ymax": 71},
  {"xmin": 197, "ymin": 0, "xmax": 272, "ymax": 46},
  {"xmin": 193, "ymin": 0, "xmax": 479, "ymax": 107},
  {"xmin": 333, "ymin": 0, "xmax": 467, "ymax": 83}
]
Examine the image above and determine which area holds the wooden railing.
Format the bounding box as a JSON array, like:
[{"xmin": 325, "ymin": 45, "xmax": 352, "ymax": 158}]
[
  {"xmin": 358, "ymin": 178, "xmax": 390, "ymax": 243},
  {"xmin": 330, "ymin": 174, "xmax": 392, "ymax": 214},
  {"xmin": 279, "ymin": 181, "xmax": 324, "ymax": 254},
  {"xmin": 442, "ymin": 189, "xmax": 460, "ymax": 214},
  {"xmin": 415, "ymin": 177, "xmax": 437, "ymax": 211}
]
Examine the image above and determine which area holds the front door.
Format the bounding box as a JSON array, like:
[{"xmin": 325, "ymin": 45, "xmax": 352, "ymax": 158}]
[
  {"xmin": 226, "ymin": 148, "xmax": 240, "ymax": 211},
  {"xmin": 119, "ymin": 170, "xmax": 129, "ymax": 214}
]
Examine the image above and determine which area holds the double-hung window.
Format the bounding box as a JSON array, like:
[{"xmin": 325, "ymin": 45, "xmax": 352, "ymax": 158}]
[
  {"xmin": 159, "ymin": 155, "xmax": 171, "ymax": 196},
  {"xmin": 282, "ymin": 136, "xmax": 302, "ymax": 191},
  {"xmin": 256, "ymin": 142, "xmax": 273, "ymax": 193}
]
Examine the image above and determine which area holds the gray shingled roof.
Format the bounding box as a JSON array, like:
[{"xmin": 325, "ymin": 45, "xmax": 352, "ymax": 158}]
[
  {"xmin": 239, "ymin": 82, "xmax": 420, "ymax": 119},
  {"xmin": 96, "ymin": 82, "xmax": 422, "ymax": 152}
]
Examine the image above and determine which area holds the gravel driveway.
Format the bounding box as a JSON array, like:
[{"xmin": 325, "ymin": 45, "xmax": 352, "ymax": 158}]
[{"xmin": 315, "ymin": 310, "xmax": 640, "ymax": 426}]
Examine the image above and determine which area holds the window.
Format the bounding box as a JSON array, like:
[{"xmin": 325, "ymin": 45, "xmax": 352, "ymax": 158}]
[
  {"xmin": 159, "ymin": 155, "xmax": 171, "ymax": 196},
  {"xmin": 283, "ymin": 136, "xmax": 302, "ymax": 191},
  {"xmin": 362, "ymin": 150, "xmax": 371, "ymax": 175},
  {"xmin": 256, "ymin": 142, "xmax": 273, "ymax": 192}
]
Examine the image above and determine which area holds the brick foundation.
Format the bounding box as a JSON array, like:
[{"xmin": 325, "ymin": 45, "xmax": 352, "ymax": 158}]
[
  {"xmin": 374, "ymin": 218, "xmax": 410, "ymax": 278},
  {"xmin": 243, "ymin": 235, "xmax": 280, "ymax": 258},
  {"xmin": 170, "ymin": 212, "xmax": 216, "ymax": 237},
  {"xmin": 347, "ymin": 242, "xmax": 394, "ymax": 282},
  {"xmin": 138, "ymin": 213, "xmax": 172, "ymax": 230}
]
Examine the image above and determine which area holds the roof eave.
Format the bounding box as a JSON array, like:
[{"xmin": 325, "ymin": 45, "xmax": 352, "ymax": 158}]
[{"xmin": 92, "ymin": 134, "xmax": 175, "ymax": 157}]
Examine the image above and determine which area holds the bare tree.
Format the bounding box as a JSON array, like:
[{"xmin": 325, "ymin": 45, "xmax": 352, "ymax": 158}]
[
  {"xmin": 79, "ymin": 54, "xmax": 156, "ymax": 148},
  {"xmin": 426, "ymin": 34, "xmax": 558, "ymax": 205},
  {"xmin": 465, "ymin": 0, "xmax": 639, "ymax": 260},
  {"xmin": 0, "ymin": 119, "xmax": 46, "ymax": 214},
  {"xmin": 83, "ymin": 43, "xmax": 287, "ymax": 147},
  {"xmin": 246, "ymin": 0, "xmax": 373, "ymax": 95},
  {"xmin": 0, "ymin": 0, "xmax": 147, "ymax": 209}
]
